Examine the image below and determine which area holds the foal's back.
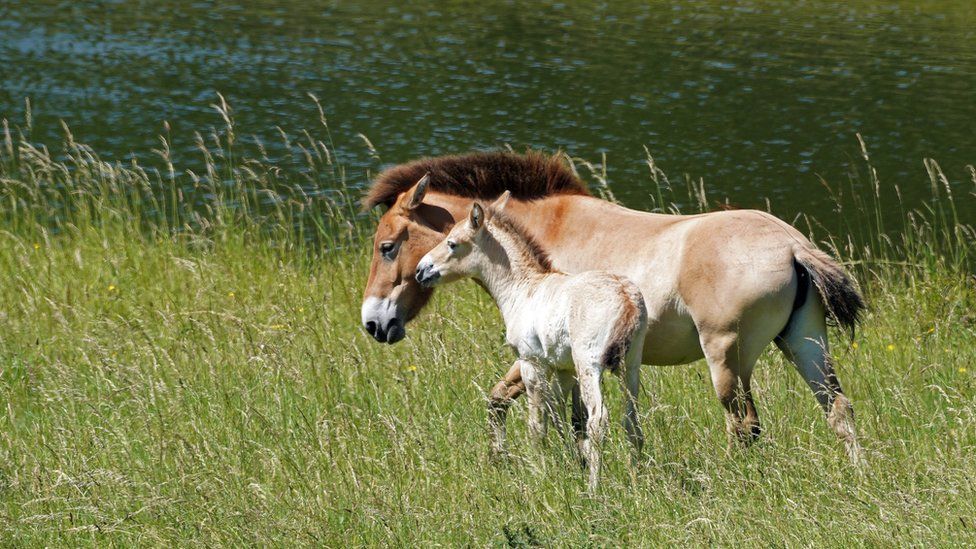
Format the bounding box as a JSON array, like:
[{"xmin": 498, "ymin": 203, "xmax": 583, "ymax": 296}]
[{"xmin": 562, "ymin": 271, "xmax": 648, "ymax": 371}]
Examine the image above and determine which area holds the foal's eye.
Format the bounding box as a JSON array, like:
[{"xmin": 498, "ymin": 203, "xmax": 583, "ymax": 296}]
[
  {"xmin": 447, "ymin": 240, "xmax": 457, "ymax": 252},
  {"xmin": 379, "ymin": 241, "xmax": 397, "ymax": 259}
]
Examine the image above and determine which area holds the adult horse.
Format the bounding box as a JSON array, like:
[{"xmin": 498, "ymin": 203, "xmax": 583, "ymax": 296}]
[{"xmin": 360, "ymin": 151, "xmax": 865, "ymax": 462}]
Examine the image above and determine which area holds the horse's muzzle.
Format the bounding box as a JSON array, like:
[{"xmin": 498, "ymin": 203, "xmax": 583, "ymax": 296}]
[{"xmin": 364, "ymin": 317, "xmax": 405, "ymax": 344}]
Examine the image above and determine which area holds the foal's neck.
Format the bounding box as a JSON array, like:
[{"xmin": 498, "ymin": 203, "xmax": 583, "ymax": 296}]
[{"xmin": 476, "ymin": 221, "xmax": 557, "ymax": 323}]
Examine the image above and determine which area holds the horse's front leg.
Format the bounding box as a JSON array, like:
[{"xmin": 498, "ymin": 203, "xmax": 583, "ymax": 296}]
[{"xmin": 488, "ymin": 359, "xmax": 526, "ymax": 457}]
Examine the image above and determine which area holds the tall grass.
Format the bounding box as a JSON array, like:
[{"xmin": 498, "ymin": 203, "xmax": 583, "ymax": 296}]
[{"xmin": 0, "ymin": 99, "xmax": 974, "ymax": 545}]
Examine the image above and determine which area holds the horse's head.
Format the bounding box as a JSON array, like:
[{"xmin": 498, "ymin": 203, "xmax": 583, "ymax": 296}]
[
  {"xmin": 361, "ymin": 174, "xmax": 456, "ymax": 344},
  {"xmin": 360, "ymin": 151, "xmax": 588, "ymax": 344}
]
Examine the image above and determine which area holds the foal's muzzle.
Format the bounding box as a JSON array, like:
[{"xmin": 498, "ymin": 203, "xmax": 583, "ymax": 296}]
[{"xmin": 415, "ymin": 264, "xmax": 440, "ymax": 288}]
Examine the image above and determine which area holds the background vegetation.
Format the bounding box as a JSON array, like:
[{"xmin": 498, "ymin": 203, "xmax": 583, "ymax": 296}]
[{"xmin": 0, "ymin": 103, "xmax": 974, "ymax": 545}]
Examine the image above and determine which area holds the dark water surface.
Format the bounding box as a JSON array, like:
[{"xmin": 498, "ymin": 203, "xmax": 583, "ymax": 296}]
[{"xmin": 2, "ymin": 0, "xmax": 975, "ymax": 221}]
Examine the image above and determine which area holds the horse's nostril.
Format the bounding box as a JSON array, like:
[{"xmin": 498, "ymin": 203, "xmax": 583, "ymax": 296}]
[
  {"xmin": 365, "ymin": 321, "xmax": 377, "ymax": 335},
  {"xmin": 386, "ymin": 318, "xmax": 405, "ymax": 344}
]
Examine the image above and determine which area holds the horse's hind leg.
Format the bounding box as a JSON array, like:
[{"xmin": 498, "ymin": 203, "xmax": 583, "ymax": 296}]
[
  {"xmin": 775, "ymin": 296, "xmax": 863, "ymax": 465},
  {"xmin": 740, "ymin": 368, "xmax": 761, "ymax": 440},
  {"xmin": 700, "ymin": 332, "xmax": 763, "ymax": 448},
  {"xmin": 488, "ymin": 360, "xmax": 526, "ymax": 458}
]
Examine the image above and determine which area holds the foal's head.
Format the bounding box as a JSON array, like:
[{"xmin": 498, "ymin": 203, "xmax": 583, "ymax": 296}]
[{"xmin": 415, "ymin": 192, "xmax": 511, "ymax": 288}]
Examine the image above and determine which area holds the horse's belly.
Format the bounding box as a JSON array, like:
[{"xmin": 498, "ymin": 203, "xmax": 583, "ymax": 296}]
[{"xmin": 642, "ymin": 307, "xmax": 704, "ymax": 365}]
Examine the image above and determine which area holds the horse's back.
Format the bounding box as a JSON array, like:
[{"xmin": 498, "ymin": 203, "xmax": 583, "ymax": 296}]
[{"xmin": 676, "ymin": 209, "xmax": 804, "ymax": 342}]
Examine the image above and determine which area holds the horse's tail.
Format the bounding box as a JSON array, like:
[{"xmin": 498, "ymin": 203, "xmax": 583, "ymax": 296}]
[
  {"xmin": 792, "ymin": 246, "xmax": 866, "ymax": 340},
  {"xmin": 601, "ymin": 281, "xmax": 648, "ymax": 371}
]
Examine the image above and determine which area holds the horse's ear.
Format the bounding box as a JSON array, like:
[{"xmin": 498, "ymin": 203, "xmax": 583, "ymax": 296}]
[
  {"xmin": 488, "ymin": 190, "xmax": 511, "ymax": 215},
  {"xmin": 470, "ymin": 202, "xmax": 485, "ymax": 230},
  {"xmin": 406, "ymin": 173, "xmax": 431, "ymax": 210}
]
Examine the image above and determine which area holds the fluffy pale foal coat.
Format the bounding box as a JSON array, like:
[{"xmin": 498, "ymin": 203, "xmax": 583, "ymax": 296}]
[{"xmin": 416, "ymin": 191, "xmax": 647, "ymax": 492}]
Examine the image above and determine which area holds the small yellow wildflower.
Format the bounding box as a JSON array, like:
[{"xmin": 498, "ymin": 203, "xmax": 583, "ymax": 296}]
[
  {"xmin": 406, "ymin": 364, "xmax": 417, "ymax": 372},
  {"xmin": 108, "ymin": 284, "xmax": 117, "ymax": 292},
  {"xmin": 851, "ymin": 342, "xmax": 859, "ymax": 350},
  {"xmin": 227, "ymin": 291, "xmax": 235, "ymax": 298},
  {"xmin": 960, "ymin": 367, "xmax": 968, "ymax": 374},
  {"xmin": 270, "ymin": 324, "xmax": 286, "ymax": 330},
  {"xmin": 886, "ymin": 344, "xmax": 895, "ymax": 351},
  {"xmin": 33, "ymin": 243, "xmax": 41, "ymax": 250},
  {"xmin": 298, "ymin": 307, "xmax": 305, "ymax": 312}
]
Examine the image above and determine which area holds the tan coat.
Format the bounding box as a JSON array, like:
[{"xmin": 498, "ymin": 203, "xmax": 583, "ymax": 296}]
[{"xmin": 361, "ymin": 152, "xmax": 864, "ymax": 463}]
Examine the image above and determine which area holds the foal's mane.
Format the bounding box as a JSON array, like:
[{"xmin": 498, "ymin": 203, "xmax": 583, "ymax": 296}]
[
  {"xmin": 488, "ymin": 209, "xmax": 554, "ymax": 273},
  {"xmin": 362, "ymin": 150, "xmax": 590, "ymax": 209}
]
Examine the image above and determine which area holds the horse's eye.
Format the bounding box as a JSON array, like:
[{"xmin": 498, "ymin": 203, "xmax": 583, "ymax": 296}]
[
  {"xmin": 447, "ymin": 240, "xmax": 457, "ymax": 252},
  {"xmin": 379, "ymin": 241, "xmax": 397, "ymax": 259}
]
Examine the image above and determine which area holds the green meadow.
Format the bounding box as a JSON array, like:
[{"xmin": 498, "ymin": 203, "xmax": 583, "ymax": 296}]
[{"xmin": 0, "ymin": 110, "xmax": 974, "ymax": 546}]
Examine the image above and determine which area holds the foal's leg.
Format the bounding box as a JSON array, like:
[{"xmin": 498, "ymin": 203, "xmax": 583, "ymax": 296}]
[
  {"xmin": 550, "ymin": 369, "xmax": 577, "ymax": 440},
  {"xmin": 576, "ymin": 361, "xmax": 607, "ymax": 493},
  {"xmin": 571, "ymin": 383, "xmax": 588, "ymax": 462},
  {"xmin": 775, "ymin": 297, "xmax": 863, "ymax": 465},
  {"xmin": 520, "ymin": 360, "xmax": 550, "ymax": 444}
]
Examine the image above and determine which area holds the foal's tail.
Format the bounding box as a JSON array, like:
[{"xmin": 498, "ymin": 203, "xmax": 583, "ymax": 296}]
[
  {"xmin": 602, "ymin": 283, "xmax": 648, "ymax": 371},
  {"xmin": 793, "ymin": 247, "xmax": 866, "ymax": 340}
]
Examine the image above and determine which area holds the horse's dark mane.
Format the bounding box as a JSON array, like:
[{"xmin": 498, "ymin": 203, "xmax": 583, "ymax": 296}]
[
  {"xmin": 489, "ymin": 209, "xmax": 554, "ymax": 273},
  {"xmin": 362, "ymin": 150, "xmax": 590, "ymax": 209}
]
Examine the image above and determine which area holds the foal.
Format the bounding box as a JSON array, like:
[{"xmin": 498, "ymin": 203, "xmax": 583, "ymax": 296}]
[{"xmin": 415, "ymin": 191, "xmax": 648, "ymax": 491}]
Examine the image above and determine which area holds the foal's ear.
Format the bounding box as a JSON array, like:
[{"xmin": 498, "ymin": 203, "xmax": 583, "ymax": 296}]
[
  {"xmin": 405, "ymin": 173, "xmax": 431, "ymax": 211},
  {"xmin": 489, "ymin": 190, "xmax": 511, "ymax": 214},
  {"xmin": 469, "ymin": 202, "xmax": 485, "ymax": 230}
]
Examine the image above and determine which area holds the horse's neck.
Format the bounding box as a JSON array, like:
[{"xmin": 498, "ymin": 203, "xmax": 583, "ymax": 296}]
[{"xmin": 505, "ymin": 194, "xmax": 684, "ymax": 270}]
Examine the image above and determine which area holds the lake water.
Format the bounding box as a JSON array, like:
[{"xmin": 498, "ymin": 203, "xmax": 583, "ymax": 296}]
[{"xmin": 2, "ymin": 0, "xmax": 974, "ymax": 223}]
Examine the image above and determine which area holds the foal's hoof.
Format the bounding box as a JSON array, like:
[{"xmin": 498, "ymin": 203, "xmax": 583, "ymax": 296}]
[
  {"xmin": 745, "ymin": 422, "xmax": 762, "ymax": 443},
  {"xmin": 846, "ymin": 442, "xmax": 868, "ymax": 470},
  {"xmin": 488, "ymin": 448, "xmax": 512, "ymax": 465},
  {"xmin": 575, "ymin": 442, "xmax": 589, "ymax": 470}
]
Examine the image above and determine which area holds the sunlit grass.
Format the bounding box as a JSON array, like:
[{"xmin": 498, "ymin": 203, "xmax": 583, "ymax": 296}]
[{"xmin": 0, "ymin": 100, "xmax": 974, "ymax": 545}]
